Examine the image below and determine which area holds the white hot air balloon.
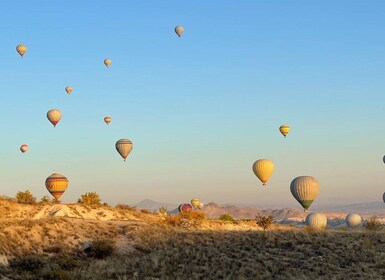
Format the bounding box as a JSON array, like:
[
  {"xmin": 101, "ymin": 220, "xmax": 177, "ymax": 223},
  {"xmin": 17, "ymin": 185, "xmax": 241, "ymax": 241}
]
[
  {"xmin": 306, "ymin": 213, "xmax": 327, "ymax": 230},
  {"xmin": 345, "ymin": 214, "xmax": 362, "ymax": 228},
  {"xmin": 115, "ymin": 139, "xmax": 133, "ymax": 161}
]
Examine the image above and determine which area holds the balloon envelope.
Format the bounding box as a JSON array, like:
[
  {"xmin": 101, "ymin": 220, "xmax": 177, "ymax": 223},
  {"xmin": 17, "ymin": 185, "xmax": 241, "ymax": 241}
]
[
  {"xmin": 191, "ymin": 199, "xmax": 200, "ymax": 208},
  {"xmin": 104, "ymin": 59, "xmax": 112, "ymax": 68},
  {"xmin": 45, "ymin": 173, "xmax": 68, "ymax": 200},
  {"xmin": 198, "ymin": 202, "xmax": 204, "ymax": 210},
  {"xmin": 16, "ymin": 44, "xmax": 27, "ymax": 57},
  {"xmin": 65, "ymin": 86, "xmax": 73, "ymax": 94},
  {"xmin": 279, "ymin": 125, "xmax": 290, "ymax": 137},
  {"xmin": 47, "ymin": 109, "xmax": 62, "ymax": 127},
  {"xmin": 104, "ymin": 116, "xmax": 111, "ymax": 125},
  {"xmin": 306, "ymin": 213, "xmax": 327, "ymax": 230},
  {"xmin": 115, "ymin": 139, "xmax": 133, "ymax": 161},
  {"xmin": 174, "ymin": 26, "xmax": 184, "ymax": 37},
  {"xmin": 179, "ymin": 203, "xmax": 193, "ymax": 212},
  {"xmin": 346, "ymin": 214, "xmax": 362, "ymax": 228},
  {"xmin": 20, "ymin": 144, "xmax": 28, "ymax": 153},
  {"xmin": 290, "ymin": 176, "xmax": 319, "ymax": 211},
  {"xmin": 252, "ymin": 159, "xmax": 274, "ymax": 185},
  {"xmin": 383, "ymin": 192, "xmax": 385, "ymax": 203}
]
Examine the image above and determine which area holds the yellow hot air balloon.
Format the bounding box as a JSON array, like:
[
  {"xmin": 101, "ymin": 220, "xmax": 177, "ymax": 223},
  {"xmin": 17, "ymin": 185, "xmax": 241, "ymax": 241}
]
[
  {"xmin": 104, "ymin": 58, "xmax": 112, "ymax": 68},
  {"xmin": 290, "ymin": 176, "xmax": 319, "ymax": 211},
  {"xmin": 174, "ymin": 26, "xmax": 184, "ymax": 37},
  {"xmin": 45, "ymin": 173, "xmax": 68, "ymax": 201},
  {"xmin": 252, "ymin": 159, "xmax": 274, "ymax": 185},
  {"xmin": 115, "ymin": 139, "xmax": 133, "ymax": 161},
  {"xmin": 20, "ymin": 144, "xmax": 28, "ymax": 153},
  {"xmin": 305, "ymin": 213, "xmax": 327, "ymax": 230},
  {"xmin": 345, "ymin": 214, "xmax": 362, "ymax": 228},
  {"xmin": 65, "ymin": 86, "xmax": 73, "ymax": 95},
  {"xmin": 104, "ymin": 116, "xmax": 112, "ymax": 125},
  {"xmin": 16, "ymin": 44, "xmax": 27, "ymax": 57},
  {"xmin": 47, "ymin": 109, "xmax": 62, "ymax": 127},
  {"xmin": 191, "ymin": 198, "xmax": 200, "ymax": 209},
  {"xmin": 279, "ymin": 125, "xmax": 290, "ymax": 138}
]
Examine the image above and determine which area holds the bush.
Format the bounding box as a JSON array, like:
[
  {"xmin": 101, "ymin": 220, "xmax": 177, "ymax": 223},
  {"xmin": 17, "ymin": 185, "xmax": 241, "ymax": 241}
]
[
  {"xmin": 364, "ymin": 217, "xmax": 383, "ymax": 231},
  {"xmin": 15, "ymin": 190, "xmax": 37, "ymax": 205},
  {"xmin": 140, "ymin": 209, "xmax": 152, "ymax": 214},
  {"xmin": 78, "ymin": 192, "xmax": 101, "ymax": 206},
  {"xmin": 219, "ymin": 213, "xmax": 234, "ymax": 222},
  {"xmin": 159, "ymin": 206, "xmax": 168, "ymax": 215},
  {"xmin": 40, "ymin": 195, "xmax": 53, "ymax": 204},
  {"xmin": 84, "ymin": 239, "xmax": 115, "ymax": 259},
  {"xmin": 9, "ymin": 255, "xmax": 44, "ymax": 272},
  {"xmin": 115, "ymin": 203, "xmax": 135, "ymax": 211},
  {"xmin": 256, "ymin": 214, "xmax": 274, "ymax": 231},
  {"xmin": 165, "ymin": 211, "xmax": 205, "ymax": 228}
]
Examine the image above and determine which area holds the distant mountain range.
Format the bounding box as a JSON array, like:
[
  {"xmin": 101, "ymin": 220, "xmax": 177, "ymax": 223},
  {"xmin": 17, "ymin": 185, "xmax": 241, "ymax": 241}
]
[{"xmin": 133, "ymin": 199, "xmax": 179, "ymax": 212}]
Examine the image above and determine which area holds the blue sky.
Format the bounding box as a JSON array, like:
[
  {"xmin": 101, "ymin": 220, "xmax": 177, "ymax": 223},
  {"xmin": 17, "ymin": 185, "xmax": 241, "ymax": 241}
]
[{"xmin": 0, "ymin": 1, "xmax": 385, "ymax": 208}]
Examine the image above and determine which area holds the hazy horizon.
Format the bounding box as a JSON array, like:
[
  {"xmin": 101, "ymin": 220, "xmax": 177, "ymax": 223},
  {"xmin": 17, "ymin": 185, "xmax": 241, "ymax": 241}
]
[{"xmin": 1, "ymin": 1, "xmax": 385, "ymax": 207}]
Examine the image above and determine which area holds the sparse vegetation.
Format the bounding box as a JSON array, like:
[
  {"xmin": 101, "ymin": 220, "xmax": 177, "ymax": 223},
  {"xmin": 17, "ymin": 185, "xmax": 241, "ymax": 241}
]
[
  {"xmin": 15, "ymin": 190, "xmax": 36, "ymax": 205},
  {"xmin": 255, "ymin": 214, "xmax": 274, "ymax": 231},
  {"xmin": 115, "ymin": 203, "xmax": 135, "ymax": 211},
  {"xmin": 219, "ymin": 213, "xmax": 234, "ymax": 222},
  {"xmin": 165, "ymin": 211, "xmax": 205, "ymax": 228},
  {"xmin": 83, "ymin": 239, "xmax": 116, "ymax": 259},
  {"xmin": 140, "ymin": 208, "xmax": 152, "ymax": 214},
  {"xmin": 364, "ymin": 216, "xmax": 383, "ymax": 231},
  {"xmin": 78, "ymin": 192, "xmax": 101, "ymax": 206}
]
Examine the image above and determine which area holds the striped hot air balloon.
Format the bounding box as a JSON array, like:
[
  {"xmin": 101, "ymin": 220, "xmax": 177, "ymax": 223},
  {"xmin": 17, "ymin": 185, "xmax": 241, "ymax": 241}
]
[
  {"xmin": 252, "ymin": 159, "xmax": 274, "ymax": 186},
  {"xmin": 45, "ymin": 173, "xmax": 68, "ymax": 201},
  {"xmin": 178, "ymin": 203, "xmax": 193, "ymax": 212},
  {"xmin": 279, "ymin": 125, "xmax": 290, "ymax": 138},
  {"xmin": 20, "ymin": 144, "xmax": 28, "ymax": 153},
  {"xmin": 16, "ymin": 44, "xmax": 27, "ymax": 57},
  {"xmin": 115, "ymin": 139, "xmax": 133, "ymax": 161},
  {"xmin": 104, "ymin": 116, "xmax": 111, "ymax": 125},
  {"xmin": 290, "ymin": 176, "xmax": 319, "ymax": 211},
  {"xmin": 191, "ymin": 198, "xmax": 200, "ymax": 209},
  {"xmin": 47, "ymin": 109, "xmax": 62, "ymax": 127},
  {"xmin": 345, "ymin": 214, "xmax": 362, "ymax": 228},
  {"xmin": 306, "ymin": 213, "xmax": 327, "ymax": 230}
]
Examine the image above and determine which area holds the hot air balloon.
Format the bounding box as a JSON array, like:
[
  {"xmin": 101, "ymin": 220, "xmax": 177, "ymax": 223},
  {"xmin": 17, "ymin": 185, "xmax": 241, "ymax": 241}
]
[
  {"xmin": 65, "ymin": 86, "xmax": 73, "ymax": 95},
  {"xmin": 252, "ymin": 159, "xmax": 274, "ymax": 185},
  {"xmin": 383, "ymin": 155, "xmax": 385, "ymax": 164},
  {"xmin": 47, "ymin": 109, "xmax": 62, "ymax": 127},
  {"xmin": 383, "ymin": 192, "xmax": 385, "ymax": 203},
  {"xmin": 306, "ymin": 213, "xmax": 327, "ymax": 230},
  {"xmin": 279, "ymin": 125, "xmax": 290, "ymax": 138},
  {"xmin": 45, "ymin": 173, "xmax": 68, "ymax": 201},
  {"xmin": 115, "ymin": 139, "xmax": 133, "ymax": 161},
  {"xmin": 20, "ymin": 144, "xmax": 28, "ymax": 153},
  {"xmin": 16, "ymin": 44, "xmax": 27, "ymax": 57},
  {"xmin": 290, "ymin": 176, "xmax": 319, "ymax": 211},
  {"xmin": 104, "ymin": 58, "xmax": 112, "ymax": 68},
  {"xmin": 191, "ymin": 198, "xmax": 200, "ymax": 209},
  {"xmin": 198, "ymin": 202, "xmax": 204, "ymax": 210},
  {"xmin": 178, "ymin": 203, "xmax": 193, "ymax": 212},
  {"xmin": 104, "ymin": 116, "xmax": 112, "ymax": 125},
  {"xmin": 345, "ymin": 214, "xmax": 362, "ymax": 228},
  {"xmin": 174, "ymin": 26, "xmax": 184, "ymax": 37}
]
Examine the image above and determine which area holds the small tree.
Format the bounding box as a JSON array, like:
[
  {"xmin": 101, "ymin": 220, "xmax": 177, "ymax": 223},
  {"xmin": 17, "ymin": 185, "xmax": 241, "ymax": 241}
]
[
  {"xmin": 220, "ymin": 213, "xmax": 234, "ymax": 222},
  {"xmin": 39, "ymin": 195, "xmax": 52, "ymax": 204},
  {"xmin": 15, "ymin": 190, "xmax": 36, "ymax": 205},
  {"xmin": 159, "ymin": 206, "xmax": 167, "ymax": 216},
  {"xmin": 78, "ymin": 192, "xmax": 101, "ymax": 206},
  {"xmin": 256, "ymin": 214, "xmax": 274, "ymax": 231},
  {"xmin": 364, "ymin": 217, "xmax": 383, "ymax": 232}
]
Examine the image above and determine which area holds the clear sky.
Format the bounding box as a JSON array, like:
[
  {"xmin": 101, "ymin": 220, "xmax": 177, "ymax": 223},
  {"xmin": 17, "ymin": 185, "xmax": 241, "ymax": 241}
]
[{"xmin": 1, "ymin": 1, "xmax": 385, "ymax": 208}]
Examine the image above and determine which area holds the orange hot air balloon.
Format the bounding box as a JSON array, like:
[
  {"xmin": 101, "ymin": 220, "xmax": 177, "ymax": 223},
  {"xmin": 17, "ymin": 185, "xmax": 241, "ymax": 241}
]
[
  {"xmin": 65, "ymin": 86, "xmax": 73, "ymax": 95},
  {"xmin": 104, "ymin": 116, "xmax": 111, "ymax": 125},
  {"xmin": 20, "ymin": 144, "xmax": 28, "ymax": 153},
  {"xmin": 16, "ymin": 44, "xmax": 27, "ymax": 57},
  {"xmin": 47, "ymin": 109, "xmax": 62, "ymax": 127},
  {"xmin": 45, "ymin": 173, "xmax": 68, "ymax": 200}
]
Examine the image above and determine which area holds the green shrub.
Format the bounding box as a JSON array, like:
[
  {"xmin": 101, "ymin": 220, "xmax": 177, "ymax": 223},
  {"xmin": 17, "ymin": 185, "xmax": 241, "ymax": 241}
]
[
  {"xmin": 84, "ymin": 239, "xmax": 115, "ymax": 259},
  {"xmin": 220, "ymin": 213, "xmax": 234, "ymax": 222},
  {"xmin": 364, "ymin": 217, "xmax": 383, "ymax": 231},
  {"xmin": 40, "ymin": 195, "xmax": 53, "ymax": 204},
  {"xmin": 256, "ymin": 214, "xmax": 274, "ymax": 231},
  {"xmin": 78, "ymin": 192, "xmax": 101, "ymax": 206},
  {"xmin": 159, "ymin": 206, "xmax": 168, "ymax": 215},
  {"xmin": 15, "ymin": 190, "xmax": 37, "ymax": 205}
]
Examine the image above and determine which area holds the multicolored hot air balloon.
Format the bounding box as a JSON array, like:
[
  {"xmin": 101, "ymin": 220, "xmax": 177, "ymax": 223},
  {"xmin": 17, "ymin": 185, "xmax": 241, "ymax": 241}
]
[
  {"xmin": 47, "ymin": 109, "xmax": 62, "ymax": 127},
  {"xmin": 104, "ymin": 116, "xmax": 111, "ymax": 125},
  {"xmin": 279, "ymin": 125, "xmax": 290, "ymax": 138},
  {"xmin": 20, "ymin": 144, "xmax": 28, "ymax": 153},
  {"xmin": 174, "ymin": 26, "xmax": 184, "ymax": 37},
  {"xmin": 191, "ymin": 198, "xmax": 200, "ymax": 209},
  {"xmin": 65, "ymin": 86, "xmax": 73, "ymax": 95},
  {"xmin": 252, "ymin": 159, "xmax": 274, "ymax": 186},
  {"xmin": 45, "ymin": 173, "xmax": 68, "ymax": 201},
  {"xmin": 178, "ymin": 203, "xmax": 193, "ymax": 212},
  {"xmin": 16, "ymin": 44, "xmax": 27, "ymax": 57},
  {"xmin": 115, "ymin": 139, "xmax": 133, "ymax": 161},
  {"xmin": 345, "ymin": 214, "xmax": 362, "ymax": 228},
  {"xmin": 104, "ymin": 58, "xmax": 112, "ymax": 68},
  {"xmin": 306, "ymin": 213, "xmax": 327, "ymax": 230},
  {"xmin": 290, "ymin": 176, "xmax": 319, "ymax": 211}
]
